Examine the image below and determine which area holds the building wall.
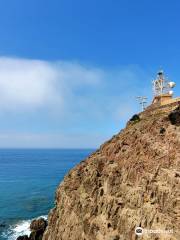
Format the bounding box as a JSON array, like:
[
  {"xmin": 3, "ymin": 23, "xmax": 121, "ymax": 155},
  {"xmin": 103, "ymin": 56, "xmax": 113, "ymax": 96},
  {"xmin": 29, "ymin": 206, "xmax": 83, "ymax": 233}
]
[{"xmin": 161, "ymin": 97, "xmax": 180, "ymax": 106}]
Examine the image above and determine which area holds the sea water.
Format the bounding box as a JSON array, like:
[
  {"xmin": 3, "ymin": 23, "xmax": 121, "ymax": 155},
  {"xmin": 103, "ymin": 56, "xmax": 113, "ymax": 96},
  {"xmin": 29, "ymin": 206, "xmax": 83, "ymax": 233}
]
[{"xmin": 0, "ymin": 149, "xmax": 94, "ymax": 240}]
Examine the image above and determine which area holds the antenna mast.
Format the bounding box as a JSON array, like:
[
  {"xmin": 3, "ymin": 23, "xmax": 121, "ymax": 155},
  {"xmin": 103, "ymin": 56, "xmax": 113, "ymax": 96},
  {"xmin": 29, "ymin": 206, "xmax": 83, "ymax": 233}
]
[
  {"xmin": 136, "ymin": 96, "xmax": 147, "ymax": 111},
  {"xmin": 152, "ymin": 70, "xmax": 175, "ymax": 96}
]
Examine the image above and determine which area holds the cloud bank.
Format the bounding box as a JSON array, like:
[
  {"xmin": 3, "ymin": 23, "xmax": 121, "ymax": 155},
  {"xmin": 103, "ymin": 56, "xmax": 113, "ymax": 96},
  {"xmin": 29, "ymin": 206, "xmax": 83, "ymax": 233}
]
[
  {"xmin": 0, "ymin": 58, "xmax": 103, "ymax": 112},
  {"xmin": 0, "ymin": 57, "xmax": 151, "ymax": 147}
]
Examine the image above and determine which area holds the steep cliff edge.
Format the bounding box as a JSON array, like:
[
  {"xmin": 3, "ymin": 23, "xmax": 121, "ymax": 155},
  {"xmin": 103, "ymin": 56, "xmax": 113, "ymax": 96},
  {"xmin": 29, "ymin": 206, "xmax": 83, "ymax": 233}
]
[{"xmin": 43, "ymin": 103, "xmax": 180, "ymax": 240}]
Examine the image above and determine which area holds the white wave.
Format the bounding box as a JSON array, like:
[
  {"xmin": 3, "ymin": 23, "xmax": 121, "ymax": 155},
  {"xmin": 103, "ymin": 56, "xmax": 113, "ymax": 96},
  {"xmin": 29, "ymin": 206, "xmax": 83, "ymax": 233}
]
[{"xmin": 1, "ymin": 215, "xmax": 47, "ymax": 240}]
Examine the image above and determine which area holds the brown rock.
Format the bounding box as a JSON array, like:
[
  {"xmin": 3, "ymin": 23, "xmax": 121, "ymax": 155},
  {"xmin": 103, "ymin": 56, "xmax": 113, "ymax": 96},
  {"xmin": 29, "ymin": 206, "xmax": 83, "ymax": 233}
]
[
  {"xmin": 30, "ymin": 218, "xmax": 47, "ymax": 232},
  {"xmin": 29, "ymin": 218, "xmax": 47, "ymax": 240},
  {"xmin": 43, "ymin": 102, "xmax": 180, "ymax": 240},
  {"xmin": 17, "ymin": 218, "xmax": 47, "ymax": 240}
]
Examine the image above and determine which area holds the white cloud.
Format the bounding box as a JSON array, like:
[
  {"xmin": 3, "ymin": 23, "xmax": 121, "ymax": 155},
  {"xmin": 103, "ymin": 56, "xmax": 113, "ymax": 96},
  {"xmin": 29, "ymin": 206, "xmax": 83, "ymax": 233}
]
[
  {"xmin": 0, "ymin": 57, "xmax": 151, "ymax": 147},
  {"xmin": 0, "ymin": 57, "xmax": 104, "ymax": 113},
  {"xmin": 0, "ymin": 58, "xmax": 59, "ymax": 110}
]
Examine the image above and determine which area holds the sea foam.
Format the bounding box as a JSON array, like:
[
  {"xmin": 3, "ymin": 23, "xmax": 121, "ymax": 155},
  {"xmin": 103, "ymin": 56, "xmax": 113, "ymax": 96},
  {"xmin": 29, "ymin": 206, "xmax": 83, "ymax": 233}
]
[{"xmin": 1, "ymin": 216, "xmax": 47, "ymax": 240}]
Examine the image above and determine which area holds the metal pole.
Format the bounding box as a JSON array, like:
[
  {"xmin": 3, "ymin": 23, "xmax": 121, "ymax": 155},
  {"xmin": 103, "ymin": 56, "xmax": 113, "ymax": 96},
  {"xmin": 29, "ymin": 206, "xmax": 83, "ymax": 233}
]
[{"xmin": 136, "ymin": 96, "xmax": 147, "ymax": 111}]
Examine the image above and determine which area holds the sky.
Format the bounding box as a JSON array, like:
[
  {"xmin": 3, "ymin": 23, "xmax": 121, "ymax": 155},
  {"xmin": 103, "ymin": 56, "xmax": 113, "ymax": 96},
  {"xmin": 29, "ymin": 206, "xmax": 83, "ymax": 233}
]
[{"xmin": 0, "ymin": 0, "xmax": 180, "ymax": 148}]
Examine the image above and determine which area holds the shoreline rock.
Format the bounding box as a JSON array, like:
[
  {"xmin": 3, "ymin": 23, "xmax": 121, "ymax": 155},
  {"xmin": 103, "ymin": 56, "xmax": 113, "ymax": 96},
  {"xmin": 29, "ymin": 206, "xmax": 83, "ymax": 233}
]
[{"xmin": 17, "ymin": 218, "xmax": 47, "ymax": 240}]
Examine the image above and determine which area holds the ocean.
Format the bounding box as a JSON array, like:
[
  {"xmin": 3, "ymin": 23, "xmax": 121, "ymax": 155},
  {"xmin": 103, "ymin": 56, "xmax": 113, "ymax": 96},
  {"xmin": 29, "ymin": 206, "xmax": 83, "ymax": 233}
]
[{"xmin": 0, "ymin": 149, "xmax": 94, "ymax": 240}]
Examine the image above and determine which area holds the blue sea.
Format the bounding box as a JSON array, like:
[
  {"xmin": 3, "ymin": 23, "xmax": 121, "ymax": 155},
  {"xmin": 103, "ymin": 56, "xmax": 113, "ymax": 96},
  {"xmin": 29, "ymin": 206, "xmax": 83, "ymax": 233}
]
[{"xmin": 0, "ymin": 149, "xmax": 94, "ymax": 240}]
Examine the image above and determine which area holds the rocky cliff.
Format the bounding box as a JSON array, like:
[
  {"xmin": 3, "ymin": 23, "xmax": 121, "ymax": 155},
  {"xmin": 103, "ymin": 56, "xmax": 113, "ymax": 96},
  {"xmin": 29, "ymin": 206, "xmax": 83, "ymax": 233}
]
[{"xmin": 43, "ymin": 102, "xmax": 180, "ymax": 240}]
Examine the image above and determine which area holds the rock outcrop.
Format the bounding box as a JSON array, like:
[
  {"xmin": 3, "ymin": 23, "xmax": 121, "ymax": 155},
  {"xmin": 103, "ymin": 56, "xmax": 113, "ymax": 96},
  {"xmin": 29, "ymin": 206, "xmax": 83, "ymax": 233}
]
[
  {"xmin": 43, "ymin": 103, "xmax": 180, "ymax": 240},
  {"xmin": 17, "ymin": 218, "xmax": 47, "ymax": 240},
  {"xmin": 17, "ymin": 236, "xmax": 29, "ymax": 240}
]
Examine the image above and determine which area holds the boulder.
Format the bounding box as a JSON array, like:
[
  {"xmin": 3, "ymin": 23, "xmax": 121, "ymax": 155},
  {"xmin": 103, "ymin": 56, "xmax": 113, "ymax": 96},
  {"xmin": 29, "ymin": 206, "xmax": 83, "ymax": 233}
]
[
  {"xmin": 30, "ymin": 218, "xmax": 47, "ymax": 232},
  {"xmin": 29, "ymin": 218, "xmax": 47, "ymax": 240},
  {"xmin": 17, "ymin": 236, "xmax": 29, "ymax": 240},
  {"xmin": 16, "ymin": 218, "xmax": 47, "ymax": 240}
]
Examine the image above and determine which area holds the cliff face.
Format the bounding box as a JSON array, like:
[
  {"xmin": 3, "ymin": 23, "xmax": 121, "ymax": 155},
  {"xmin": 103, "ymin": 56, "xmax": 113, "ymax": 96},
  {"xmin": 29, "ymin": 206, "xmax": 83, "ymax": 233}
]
[{"xmin": 43, "ymin": 103, "xmax": 180, "ymax": 240}]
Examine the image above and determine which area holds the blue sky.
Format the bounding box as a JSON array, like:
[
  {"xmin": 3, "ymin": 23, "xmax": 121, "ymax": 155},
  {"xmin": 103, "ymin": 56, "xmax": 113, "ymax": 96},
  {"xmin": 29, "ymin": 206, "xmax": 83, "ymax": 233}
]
[{"xmin": 0, "ymin": 0, "xmax": 179, "ymax": 148}]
